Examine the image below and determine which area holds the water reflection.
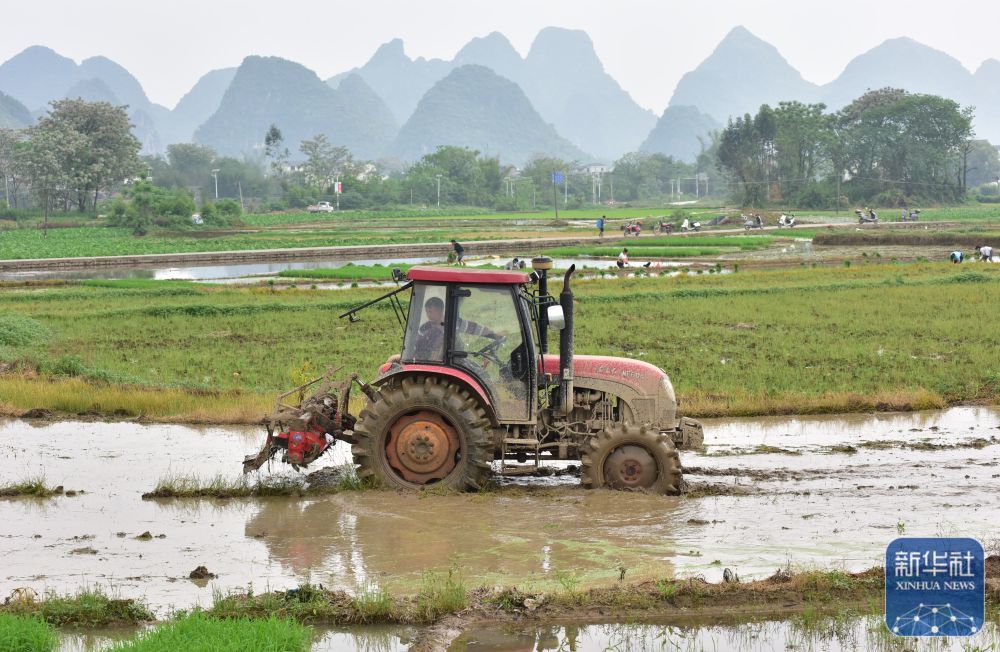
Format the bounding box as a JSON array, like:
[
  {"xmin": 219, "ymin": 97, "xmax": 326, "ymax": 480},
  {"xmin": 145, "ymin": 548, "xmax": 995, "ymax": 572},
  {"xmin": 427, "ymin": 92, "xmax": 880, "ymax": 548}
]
[{"xmin": 244, "ymin": 491, "xmax": 683, "ymax": 591}]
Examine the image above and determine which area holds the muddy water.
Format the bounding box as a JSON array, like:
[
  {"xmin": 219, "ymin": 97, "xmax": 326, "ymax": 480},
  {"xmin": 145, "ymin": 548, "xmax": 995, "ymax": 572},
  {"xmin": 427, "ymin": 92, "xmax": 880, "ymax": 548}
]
[
  {"xmin": 451, "ymin": 616, "xmax": 1000, "ymax": 651},
  {"xmin": 1, "ymin": 407, "xmax": 998, "ymax": 617}
]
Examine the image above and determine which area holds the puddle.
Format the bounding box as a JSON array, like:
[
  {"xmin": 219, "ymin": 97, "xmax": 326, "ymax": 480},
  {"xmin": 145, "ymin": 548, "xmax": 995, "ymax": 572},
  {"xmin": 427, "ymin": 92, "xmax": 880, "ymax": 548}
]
[
  {"xmin": 451, "ymin": 616, "xmax": 1000, "ymax": 651},
  {"xmin": 2, "ymin": 407, "xmax": 998, "ymax": 615}
]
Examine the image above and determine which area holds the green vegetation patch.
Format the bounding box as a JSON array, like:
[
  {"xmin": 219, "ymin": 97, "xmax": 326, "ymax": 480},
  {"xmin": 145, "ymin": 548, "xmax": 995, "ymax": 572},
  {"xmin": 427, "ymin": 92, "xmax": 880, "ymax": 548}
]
[
  {"xmin": 0, "ymin": 589, "xmax": 153, "ymax": 627},
  {"xmin": 142, "ymin": 469, "xmax": 372, "ymax": 499},
  {"xmin": 0, "ymin": 613, "xmax": 58, "ymax": 652},
  {"xmin": 110, "ymin": 613, "xmax": 311, "ymax": 652},
  {"xmin": 0, "ymin": 477, "xmax": 63, "ymax": 498},
  {"xmin": 544, "ymin": 245, "xmax": 727, "ymax": 258},
  {"xmin": 0, "ymin": 314, "xmax": 50, "ymax": 347}
]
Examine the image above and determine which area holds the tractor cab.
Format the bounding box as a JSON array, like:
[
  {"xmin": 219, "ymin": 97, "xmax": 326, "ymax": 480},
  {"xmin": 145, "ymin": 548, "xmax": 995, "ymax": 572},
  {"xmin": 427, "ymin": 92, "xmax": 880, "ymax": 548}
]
[{"xmin": 396, "ymin": 267, "xmax": 538, "ymax": 423}]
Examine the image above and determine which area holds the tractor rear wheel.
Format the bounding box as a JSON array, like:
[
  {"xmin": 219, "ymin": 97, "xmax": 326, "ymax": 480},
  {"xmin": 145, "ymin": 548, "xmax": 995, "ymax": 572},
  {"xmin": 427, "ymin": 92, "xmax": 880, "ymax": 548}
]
[
  {"xmin": 352, "ymin": 376, "xmax": 493, "ymax": 491},
  {"xmin": 580, "ymin": 423, "xmax": 682, "ymax": 494}
]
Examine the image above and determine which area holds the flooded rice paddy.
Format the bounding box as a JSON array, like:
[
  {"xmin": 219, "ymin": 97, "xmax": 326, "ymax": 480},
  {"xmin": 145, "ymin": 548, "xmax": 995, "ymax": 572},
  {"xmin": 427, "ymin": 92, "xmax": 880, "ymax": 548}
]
[
  {"xmin": 1, "ymin": 406, "xmax": 997, "ymax": 649},
  {"xmin": 452, "ymin": 616, "xmax": 1000, "ymax": 651},
  {"xmin": 2, "ymin": 408, "xmax": 997, "ymax": 609}
]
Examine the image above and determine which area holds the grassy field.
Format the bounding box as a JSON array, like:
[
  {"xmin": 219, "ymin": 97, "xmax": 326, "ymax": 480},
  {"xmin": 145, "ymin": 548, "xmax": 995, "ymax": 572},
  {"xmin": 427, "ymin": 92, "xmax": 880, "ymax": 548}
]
[
  {"xmin": 0, "ymin": 260, "xmax": 996, "ymax": 421},
  {"xmin": 0, "ymin": 224, "xmax": 587, "ymax": 260},
  {"xmin": 2, "ymin": 203, "xmax": 997, "ymax": 261}
]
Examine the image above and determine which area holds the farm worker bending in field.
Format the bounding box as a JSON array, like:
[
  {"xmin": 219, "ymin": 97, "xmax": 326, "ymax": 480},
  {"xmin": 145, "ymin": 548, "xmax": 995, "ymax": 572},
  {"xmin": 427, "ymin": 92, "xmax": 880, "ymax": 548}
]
[
  {"xmin": 451, "ymin": 239, "xmax": 466, "ymax": 266},
  {"xmin": 949, "ymin": 251, "xmax": 964, "ymax": 263},
  {"xmin": 597, "ymin": 215, "xmax": 606, "ymax": 237},
  {"xmin": 977, "ymin": 244, "xmax": 993, "ymax": 262},
  {"xmin": 617, "ymin": 248, "xmax": 629, "ymax": 269}
]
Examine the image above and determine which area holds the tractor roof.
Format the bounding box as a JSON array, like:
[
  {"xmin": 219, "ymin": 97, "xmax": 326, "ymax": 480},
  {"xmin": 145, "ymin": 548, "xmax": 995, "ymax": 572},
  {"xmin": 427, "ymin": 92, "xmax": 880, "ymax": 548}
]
[{"xmin": 407, "ymin": 266, "xmax": 530, "ymax": 285}]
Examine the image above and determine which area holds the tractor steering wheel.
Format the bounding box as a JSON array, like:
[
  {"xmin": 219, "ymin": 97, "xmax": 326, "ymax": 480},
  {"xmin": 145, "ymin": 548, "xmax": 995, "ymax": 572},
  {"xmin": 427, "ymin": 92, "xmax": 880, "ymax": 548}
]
[{"xmin": 472, "ymin": 336, "xmax": 505, "ymax": 367}]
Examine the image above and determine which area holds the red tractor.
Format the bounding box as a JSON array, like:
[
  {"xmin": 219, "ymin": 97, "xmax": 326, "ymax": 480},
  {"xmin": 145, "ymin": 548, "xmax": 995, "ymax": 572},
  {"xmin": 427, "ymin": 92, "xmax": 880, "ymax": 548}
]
[{"xmin": 243, "ymin": 259, "xmax": 703, "ymax": 493}]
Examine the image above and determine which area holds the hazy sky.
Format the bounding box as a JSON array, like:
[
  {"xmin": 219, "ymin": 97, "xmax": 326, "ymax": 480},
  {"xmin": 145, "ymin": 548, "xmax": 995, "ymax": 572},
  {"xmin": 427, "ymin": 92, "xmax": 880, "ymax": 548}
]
[{"xmin": 3, "ymin": 0, "xmax": 999, "ymax": 111}]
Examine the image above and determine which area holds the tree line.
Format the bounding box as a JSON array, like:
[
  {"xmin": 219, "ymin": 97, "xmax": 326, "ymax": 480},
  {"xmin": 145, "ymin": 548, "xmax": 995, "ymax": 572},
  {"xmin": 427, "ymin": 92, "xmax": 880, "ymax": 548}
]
[
  {"xmin": 2, "ymin": 90, "xmax": 998, "ymax": 226},
  {"xmin": 716, "ymin": 88, "xmax": 998, "ymax": 207}
]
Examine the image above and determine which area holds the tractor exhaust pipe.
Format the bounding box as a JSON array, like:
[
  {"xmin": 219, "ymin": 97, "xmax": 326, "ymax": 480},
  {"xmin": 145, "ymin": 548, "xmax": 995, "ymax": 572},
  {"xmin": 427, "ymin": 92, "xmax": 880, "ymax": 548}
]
[
  {"xmin": 531, "ymin": 257, "xmax": 554, "ymax": 354},
  {"xmin": 559, "ymin": 265, "xmax": 576, "ymax": 415}
]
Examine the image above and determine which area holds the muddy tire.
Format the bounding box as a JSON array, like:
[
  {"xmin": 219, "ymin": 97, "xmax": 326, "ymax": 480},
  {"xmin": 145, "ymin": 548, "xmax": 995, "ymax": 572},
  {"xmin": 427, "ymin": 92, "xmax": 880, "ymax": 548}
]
[
  {"xmin": 352, "ymin": 376, "xmax": 493, "ymax": 491},
  {"xmin": 580, "ymin": 423, "xmax": 682, "ymax": 494}
]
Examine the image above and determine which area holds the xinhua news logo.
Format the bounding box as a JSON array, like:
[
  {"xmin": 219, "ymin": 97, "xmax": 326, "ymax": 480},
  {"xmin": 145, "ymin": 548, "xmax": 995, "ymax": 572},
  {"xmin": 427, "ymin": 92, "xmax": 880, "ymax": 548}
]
[{"xmin": 885, "ymin": 537, "xmax": 984, "ymax": 637}]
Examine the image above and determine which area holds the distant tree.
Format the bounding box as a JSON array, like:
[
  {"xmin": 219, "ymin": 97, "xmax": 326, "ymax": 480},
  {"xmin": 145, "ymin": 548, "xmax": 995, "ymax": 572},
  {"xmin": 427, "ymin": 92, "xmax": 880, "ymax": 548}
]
[
  {"xmin": 167, "ymin": 143, "xmax": 217, "ymax": 190},
  {"xmin": 837, "ymin": 89, "xmax": 972, "ymax": 202},
  {"xmin": 521, "ymin": 156, "xmax": 575, "ymax": 208},
  {"xmin": 0, "ymin": 128, "xmax": 29, "ymax": 208},
  {"xmin": 23, "ymin": 120, "xmax": 87, "ymax": 220},
  {"xmin": 34, "ymin": 99, "xmax": 142, "ymax": 212},
  {"xmin": 963, "ymin": 139, "xmax": 1000, "ymax": 189},
  {"xmin": 264, "ymin": 124, "xmax": 289, "ymax": 177},
  {"xmin": 299, "ymin": 134, "xmax": 352, "ymax": 190},
  {"xmin": 611, "ymin": 152, "xmax": 694, "ymax": 201}
]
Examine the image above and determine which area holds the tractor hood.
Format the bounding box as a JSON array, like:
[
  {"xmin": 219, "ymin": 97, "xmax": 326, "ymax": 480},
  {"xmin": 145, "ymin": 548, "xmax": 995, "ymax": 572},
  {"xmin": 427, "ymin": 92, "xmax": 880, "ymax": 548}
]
[
  {"xmin": 541, "ymin": 354, "xmax": 678, "ymax": 426},
  {"xmin": 541, "ymin": 354, "xmax": 668, "ymax": 395}
]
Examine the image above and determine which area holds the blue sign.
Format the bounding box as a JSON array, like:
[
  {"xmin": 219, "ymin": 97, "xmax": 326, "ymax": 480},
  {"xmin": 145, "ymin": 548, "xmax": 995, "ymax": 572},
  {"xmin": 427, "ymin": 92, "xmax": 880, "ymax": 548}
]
[
  {"xmin": 885, "ymin": 537, "xmax": 984, "ymax": 637},
  {"xmin": 551, "ymin": 172, "xmax": 565, "ymax": 185}
]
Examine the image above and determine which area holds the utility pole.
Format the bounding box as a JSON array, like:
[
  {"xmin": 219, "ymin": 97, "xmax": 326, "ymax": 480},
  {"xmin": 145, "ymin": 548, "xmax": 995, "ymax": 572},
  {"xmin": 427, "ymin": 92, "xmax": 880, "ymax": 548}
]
[
  {"xmin": 552, "ymin": 170, "xmax": 559, "ymax": 220},
  {"xmin": 609, "ymin": 175, "xmax": 613, "ymax": 204},
  {"xmin": 238, "ymin": 182, "xmax": 244, "ymax": 212},
  {"xmin": 211, "ymin": 169, "xmax": 220, "ymax": 200},
  {"xmin": 435, "ymin": 174, "xmax": 442, "ymax": 207}
]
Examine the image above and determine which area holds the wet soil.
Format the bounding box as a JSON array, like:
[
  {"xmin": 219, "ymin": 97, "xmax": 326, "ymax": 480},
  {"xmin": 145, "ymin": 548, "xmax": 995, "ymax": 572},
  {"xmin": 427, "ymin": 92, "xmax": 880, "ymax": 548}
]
[{"xmin": 1, "ymin": 406, "xmax": 998, "ymax": 620}]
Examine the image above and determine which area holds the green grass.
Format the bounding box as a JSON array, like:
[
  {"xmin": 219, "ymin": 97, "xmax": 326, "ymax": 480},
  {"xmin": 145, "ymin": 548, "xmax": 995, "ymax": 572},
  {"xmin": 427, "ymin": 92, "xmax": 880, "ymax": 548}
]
[
  {"xmin": 110, "ymin": 613, "xmax": 311, "ymax": 652},
  {"xmin": 0, "ymin": 613, "xmax": 58, "ymax": 652},
  {"xmin": 0, "ymin": 261, "xmax": 997, "ymax": 420},
  {"xmin": 0, "ymin": 477, "xmax": 63, "ymax": 498},
  {"xmin": 0, "ymin": 589, "xmax": 153, "ymax": 627},
  {"xmin": 142, "ymin": 469, "xmax": 371, "ymax": 498},
  {"xmin": 543, "ymin": 235, "xmax": 773, "ymax": 258},
  {"xmin": 0, "ymin": 224, "xmax": 585, "ymax": 260},
  {"xmin": 142, "ymin": 474, "xmax": 309, "ymax": 499},
  {"xmin": 545, "ymin": 245, "xmax": 728, "ymax": 257}
]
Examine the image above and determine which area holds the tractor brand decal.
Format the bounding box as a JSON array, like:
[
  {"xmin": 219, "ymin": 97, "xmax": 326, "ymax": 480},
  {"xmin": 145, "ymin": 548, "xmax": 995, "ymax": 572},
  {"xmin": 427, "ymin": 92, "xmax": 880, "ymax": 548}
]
[{"xmin": 593, "ymin": 364, "xmax": 642, "ymax": 381}]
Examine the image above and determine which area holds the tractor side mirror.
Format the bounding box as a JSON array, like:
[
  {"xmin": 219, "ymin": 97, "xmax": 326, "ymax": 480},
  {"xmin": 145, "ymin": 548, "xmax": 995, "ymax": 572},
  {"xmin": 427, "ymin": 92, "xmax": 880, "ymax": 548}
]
[{"xmin": 547, "ymin": 304, "xmax": 565, "ymax": 330}]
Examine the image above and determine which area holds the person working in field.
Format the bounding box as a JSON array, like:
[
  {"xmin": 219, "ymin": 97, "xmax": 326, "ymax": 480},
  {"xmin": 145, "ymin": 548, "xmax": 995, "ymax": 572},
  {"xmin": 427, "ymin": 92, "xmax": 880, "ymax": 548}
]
[
  {"xmin": 950, "ymin": 250, "xmax": 964, "ymax": 263},
  {"xmin": 450, "ymin": 239, "xmax": 466, "ymax": 266},
  {"xmin": 617, "ymin": 247, "xmax": 629, "ymax": 269},
  {"xmin": 977, "ymin": 244, "xmax": 994, "ymax": 262}
]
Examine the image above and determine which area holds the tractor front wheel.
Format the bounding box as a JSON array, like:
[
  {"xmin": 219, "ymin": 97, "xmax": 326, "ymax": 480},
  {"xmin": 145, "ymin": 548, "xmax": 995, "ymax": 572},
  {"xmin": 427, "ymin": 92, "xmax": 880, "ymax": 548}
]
[
  {"xmin": 580, "ymin": 423, "xmax": 682, "ymax": 494},
  {"xmin": 352, "ymin": 376, "xmax": 493, "ymax": 491}
]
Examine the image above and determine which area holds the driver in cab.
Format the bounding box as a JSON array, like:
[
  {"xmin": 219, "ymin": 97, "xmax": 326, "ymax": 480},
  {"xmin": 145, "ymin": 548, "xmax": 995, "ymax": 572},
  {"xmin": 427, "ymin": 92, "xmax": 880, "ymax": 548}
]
[{"xmin": 413, "ymin": 297, "xmax": 503, "ymax": 361}]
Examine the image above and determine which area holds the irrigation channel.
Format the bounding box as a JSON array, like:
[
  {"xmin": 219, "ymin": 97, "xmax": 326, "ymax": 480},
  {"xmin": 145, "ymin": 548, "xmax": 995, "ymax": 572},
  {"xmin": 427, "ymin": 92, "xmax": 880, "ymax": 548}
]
[{"xmin": 1, "ymin": 407, "xmax": 998, "ymax": 650}]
